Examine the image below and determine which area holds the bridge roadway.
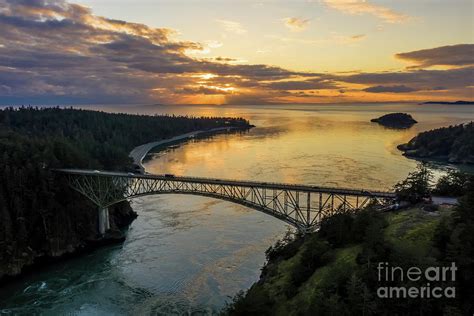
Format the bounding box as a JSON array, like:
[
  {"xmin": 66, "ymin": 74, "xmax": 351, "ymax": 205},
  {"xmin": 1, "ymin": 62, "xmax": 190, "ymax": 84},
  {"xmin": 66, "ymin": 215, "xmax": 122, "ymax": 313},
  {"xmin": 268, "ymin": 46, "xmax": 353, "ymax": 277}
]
[
  {"xmin": 56, "ymin": 169, "xmax": 396, "ymax": 198},
  {"xmin": 54, "ymin": 169, "xmax": 397, "ymax": 234}
]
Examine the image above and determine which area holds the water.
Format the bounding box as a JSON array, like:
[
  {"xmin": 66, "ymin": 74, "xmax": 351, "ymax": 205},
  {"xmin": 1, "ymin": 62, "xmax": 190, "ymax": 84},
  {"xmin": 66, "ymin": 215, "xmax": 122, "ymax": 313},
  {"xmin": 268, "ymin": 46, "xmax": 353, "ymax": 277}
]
[{"xmin": 1, "ymin": 103, "xmax": 474, "ymax": 315}]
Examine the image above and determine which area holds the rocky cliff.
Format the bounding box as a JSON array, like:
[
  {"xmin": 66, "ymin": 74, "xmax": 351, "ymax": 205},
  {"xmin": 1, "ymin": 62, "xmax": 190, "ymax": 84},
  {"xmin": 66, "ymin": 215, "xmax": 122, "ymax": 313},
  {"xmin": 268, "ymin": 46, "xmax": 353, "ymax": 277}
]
[{"xmin": 0, "ymin": 186, "xmax": 137, "ymax": 281}]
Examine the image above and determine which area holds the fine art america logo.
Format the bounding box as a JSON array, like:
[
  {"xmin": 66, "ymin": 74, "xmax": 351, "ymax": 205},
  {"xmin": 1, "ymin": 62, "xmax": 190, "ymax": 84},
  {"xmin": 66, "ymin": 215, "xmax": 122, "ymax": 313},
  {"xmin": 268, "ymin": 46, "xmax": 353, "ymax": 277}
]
[{"xmin": 377, "ymin": 262, "xmax": 457, "ymax": 299}]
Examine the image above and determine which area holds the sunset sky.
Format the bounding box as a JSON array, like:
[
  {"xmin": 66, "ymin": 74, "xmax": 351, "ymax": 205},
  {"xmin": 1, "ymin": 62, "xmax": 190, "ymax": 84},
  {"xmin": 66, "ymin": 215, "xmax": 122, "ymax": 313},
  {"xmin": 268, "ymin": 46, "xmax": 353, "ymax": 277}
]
[{"xmin": 0, "ymin": 0, "xmax": 472, "ymax": 105}]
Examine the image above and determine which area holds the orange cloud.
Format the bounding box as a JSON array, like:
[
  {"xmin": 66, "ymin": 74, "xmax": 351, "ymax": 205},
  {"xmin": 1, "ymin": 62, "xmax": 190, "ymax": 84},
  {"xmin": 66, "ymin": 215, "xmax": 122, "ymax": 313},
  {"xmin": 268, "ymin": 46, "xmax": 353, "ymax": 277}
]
[
  {"xmin": 322, "ymin": 0, "xmax": 410, "ymax": 23},
  {"xmin": 0, "ymin": 0, "xmax": 470, "ymax": 105},
  {"xmin": 283, "ymin": 17, "xmax": 311, "ymax": 32}
]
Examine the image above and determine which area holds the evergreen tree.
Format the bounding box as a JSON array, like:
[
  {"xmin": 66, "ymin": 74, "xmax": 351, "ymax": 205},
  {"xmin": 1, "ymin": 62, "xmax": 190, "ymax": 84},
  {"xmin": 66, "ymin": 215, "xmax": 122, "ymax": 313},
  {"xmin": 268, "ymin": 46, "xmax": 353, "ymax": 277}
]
[{"xmin": 394, "ymin": 163, "xmax": 433, "ymax": 203}]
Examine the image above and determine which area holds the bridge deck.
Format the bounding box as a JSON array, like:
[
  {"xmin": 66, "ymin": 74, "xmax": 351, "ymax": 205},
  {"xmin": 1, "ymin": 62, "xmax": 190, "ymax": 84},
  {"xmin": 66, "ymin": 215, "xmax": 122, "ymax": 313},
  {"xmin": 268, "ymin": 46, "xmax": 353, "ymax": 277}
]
[{"xmin": 53, "ymin": 169, "xmax": 396, "ymax": 198}]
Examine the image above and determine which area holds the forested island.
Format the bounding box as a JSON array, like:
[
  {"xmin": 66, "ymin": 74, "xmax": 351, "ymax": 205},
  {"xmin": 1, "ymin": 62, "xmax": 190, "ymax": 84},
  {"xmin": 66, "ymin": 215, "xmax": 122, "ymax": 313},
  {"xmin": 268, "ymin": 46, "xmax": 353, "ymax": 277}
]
[
  {"xmin": 225, "ymin": 167, "xmax": 474, "ymax": 315},
  {"xmin": 398, "ymin": 122, "xmax": 474, "ymax": 164},
  {"xmin": 422, "ymin": 101, "xmax": 474, "ymax": 105},
  {"xmin": 371, "ymin": 113, "xmax": 417, "ymax": 129},
  {"xmin": 0, "ymin": 107, "xmax": 250, "ymax": 281}
]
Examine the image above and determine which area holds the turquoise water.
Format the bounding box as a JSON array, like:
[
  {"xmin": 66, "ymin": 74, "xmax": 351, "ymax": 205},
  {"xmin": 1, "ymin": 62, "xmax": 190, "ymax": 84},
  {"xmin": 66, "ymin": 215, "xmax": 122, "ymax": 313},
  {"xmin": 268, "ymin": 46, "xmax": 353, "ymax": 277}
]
[{"xmin": 1, "ymin": 103, "xmax": 473, "ymax": 315}]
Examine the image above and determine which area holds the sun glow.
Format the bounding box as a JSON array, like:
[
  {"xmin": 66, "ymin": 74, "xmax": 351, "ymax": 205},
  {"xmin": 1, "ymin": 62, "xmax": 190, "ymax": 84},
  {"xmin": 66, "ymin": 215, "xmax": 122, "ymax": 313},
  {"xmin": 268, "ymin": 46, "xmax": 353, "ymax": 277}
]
[
  {"xmin": 207, "ymin": 85, "xmax": 236, "ymax": 92},
  {"xmin": 3, "ymin": 0, "xmax": 472, "ymax": 105},
  {"xmin": 197, "ymin": 73, "xmax": 218, "ymax": 80}
]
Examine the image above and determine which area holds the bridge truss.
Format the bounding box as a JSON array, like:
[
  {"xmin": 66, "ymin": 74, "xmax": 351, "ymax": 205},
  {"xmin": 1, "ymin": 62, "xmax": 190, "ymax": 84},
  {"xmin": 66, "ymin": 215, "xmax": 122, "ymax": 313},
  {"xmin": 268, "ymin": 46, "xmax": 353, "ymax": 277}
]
[{"xmin": 56, "ymin": 169, "xmax": 397, "ymax": 234}]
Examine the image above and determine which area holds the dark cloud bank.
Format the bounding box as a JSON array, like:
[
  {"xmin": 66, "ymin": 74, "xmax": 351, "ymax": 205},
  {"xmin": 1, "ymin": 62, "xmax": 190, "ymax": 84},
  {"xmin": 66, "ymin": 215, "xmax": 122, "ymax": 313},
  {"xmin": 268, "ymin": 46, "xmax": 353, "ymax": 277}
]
[{"xmin": 0, "ymin": 0, "xmax": 472, "ymax": 104}]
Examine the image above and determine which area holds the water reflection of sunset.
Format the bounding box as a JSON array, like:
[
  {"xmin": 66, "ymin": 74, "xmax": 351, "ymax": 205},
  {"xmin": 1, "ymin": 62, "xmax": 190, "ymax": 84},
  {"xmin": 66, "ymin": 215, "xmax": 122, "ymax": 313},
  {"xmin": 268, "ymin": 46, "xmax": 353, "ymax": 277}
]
[{"xmin": 144, "ymin": 103, "xmax": 474, "ymax": 191}]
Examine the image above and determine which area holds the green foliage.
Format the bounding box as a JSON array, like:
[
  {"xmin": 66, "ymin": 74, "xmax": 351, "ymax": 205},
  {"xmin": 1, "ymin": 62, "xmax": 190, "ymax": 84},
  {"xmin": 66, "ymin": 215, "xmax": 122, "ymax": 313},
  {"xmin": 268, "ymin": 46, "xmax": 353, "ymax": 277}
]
[
  {"xmin": 225, "ymin": 195, "xmax": 474, "ymax": 315},
  {"xmin": 288, "ymin": 236, "xmax": 332, "ymax": 294},
  {"xmin": 433, "ymin": 169, "xmax": 471, "ymax": 197},
  {"xmin": 265, "ymin": 230, "xmax": 303, "ymax": 262},
  {"xmin": 222, "ymin": 288, "xmax": 273, "ymax": 316},
  {"xmin": 434, "ymin": 176, "xmax": 474, "ymax": 314},
  {"xmin": 227, "ymin": 168, "xmax": 472, "ymax": 315},
  {"xmin": 0, "ymin": 106, "xmax": 249, "ymax": 170},
  {"xmin": 351, "ymin": 210, "xmax": 379, "ymax": 242},
  {"xmin": 0, "ymin": 107, "xmax": 249, "ymax": 278},
  {"xmin": 398, "ymin": 122, "xmax": 474, "ymax": 164},
  {"xmin": 319, "ymin": 210, "xmax": 381, "ymax": 247},
  {"xmin": 394, "ymin": 163, "xmax": 433, "ymax": 203},
  {"xmin": 318, "ymin": 213, "xmax": 354, "ymax": 247}
]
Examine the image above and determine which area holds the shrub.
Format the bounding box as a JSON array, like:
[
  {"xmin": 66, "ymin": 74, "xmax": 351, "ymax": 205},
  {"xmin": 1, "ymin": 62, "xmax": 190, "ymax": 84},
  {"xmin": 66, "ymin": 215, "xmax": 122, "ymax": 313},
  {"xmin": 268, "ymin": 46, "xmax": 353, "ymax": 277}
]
[
  {"xmin": 394, "ymin": 163, "xmax": 433, "ymax": 203},
  {"xmin": 288, "ymin": 236, "xmax": 333, "ymax": 292},
  {"xmin": 433, "ymin": 170, "xmax": 470, "ymax": 197},
  {"xmin": 265, "ymin": 230, "xmax": 303, "ymax": 262},
  {"xmin": 224, "ymin": 288, "xmax": 273, "ymax": 316},
  {"xmin": 319, "ymin": 213, "xmax": 354, "ymax": 247},
  {"xmin": 351, "ymin": 210, "xmax": 376, "ymax": 243}
]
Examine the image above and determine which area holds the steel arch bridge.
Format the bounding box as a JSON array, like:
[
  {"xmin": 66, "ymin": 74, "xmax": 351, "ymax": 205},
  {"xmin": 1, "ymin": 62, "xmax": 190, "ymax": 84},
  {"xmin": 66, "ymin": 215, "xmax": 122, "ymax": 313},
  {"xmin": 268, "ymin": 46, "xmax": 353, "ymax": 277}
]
[{"xmin": 54, "ymin": 169, "xmax": 397, "ymax": 235}]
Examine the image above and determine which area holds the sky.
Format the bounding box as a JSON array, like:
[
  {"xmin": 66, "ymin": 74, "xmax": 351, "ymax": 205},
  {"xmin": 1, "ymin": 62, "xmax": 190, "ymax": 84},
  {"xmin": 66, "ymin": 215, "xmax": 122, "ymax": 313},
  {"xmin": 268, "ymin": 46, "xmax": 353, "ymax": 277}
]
[{"xmin": 0, "ymin": 0, "xmax": 472, "ymax": 105}]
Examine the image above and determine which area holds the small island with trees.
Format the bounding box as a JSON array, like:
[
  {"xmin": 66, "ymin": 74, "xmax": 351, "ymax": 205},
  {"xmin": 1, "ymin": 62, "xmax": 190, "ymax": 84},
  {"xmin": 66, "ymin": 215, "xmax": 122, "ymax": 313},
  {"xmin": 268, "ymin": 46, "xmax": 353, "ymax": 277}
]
[
  {"xmin": 371, "ymin": 113, "xmax": 417, "ymax": 129},
  {"xmin": 397, "ymin": 122, "xmax": 474, "ymax": 164}
]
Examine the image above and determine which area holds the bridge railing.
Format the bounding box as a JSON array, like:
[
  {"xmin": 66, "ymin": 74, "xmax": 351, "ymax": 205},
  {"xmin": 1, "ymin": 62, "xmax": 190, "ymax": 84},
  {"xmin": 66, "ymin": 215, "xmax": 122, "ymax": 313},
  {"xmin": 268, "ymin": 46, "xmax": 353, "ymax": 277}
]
[
  {"xmin": 53, "ymin": 168, "xmax": 398, "ymax": 234},
  {"xmin": 52, "ymin": 169, "xmax": 396, "ymax": 199}
]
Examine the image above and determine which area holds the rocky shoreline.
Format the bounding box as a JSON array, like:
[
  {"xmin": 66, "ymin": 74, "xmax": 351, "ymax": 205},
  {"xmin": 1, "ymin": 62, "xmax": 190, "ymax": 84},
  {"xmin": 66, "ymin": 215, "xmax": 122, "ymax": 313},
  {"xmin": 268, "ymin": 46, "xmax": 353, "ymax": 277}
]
[
  {"xmin": 0, "ymin": 126, "xmax": 253, "ymax": 284},
  {"xmin": 397, "ymin": 122, "xmax": 474, "ymax": 164},
  {"xmin": 0, "ymin": 201, "xmax": 137, "ymax": 283}
]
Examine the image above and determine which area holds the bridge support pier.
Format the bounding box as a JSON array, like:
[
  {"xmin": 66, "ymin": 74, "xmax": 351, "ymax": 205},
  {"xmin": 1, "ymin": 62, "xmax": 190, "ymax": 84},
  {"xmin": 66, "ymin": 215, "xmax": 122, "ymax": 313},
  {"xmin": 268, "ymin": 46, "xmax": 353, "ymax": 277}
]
[
  {"xmin": 56, "ymin": 169, "xmax": 397, "ymax": 234},
  {"xmin": 98, "ymin": 207, "xmax": 110, "ymax": 236}
]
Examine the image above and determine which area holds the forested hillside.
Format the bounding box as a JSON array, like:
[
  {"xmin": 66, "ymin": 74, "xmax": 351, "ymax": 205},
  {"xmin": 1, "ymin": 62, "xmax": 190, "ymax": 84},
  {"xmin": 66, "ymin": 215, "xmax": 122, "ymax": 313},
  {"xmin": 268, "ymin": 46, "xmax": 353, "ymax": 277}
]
[
  {"xmin": 0, "ymin": 107, "xmax": 250, "ymax": 170},
  {"xmin": 0, "ymin": 107, "xmax": 250, "ymax": 280},
  {"xmin": 225, "ymin": 171, "xmax": 474, "ymax": 315},
  {"xmin": 398, "ymin": 122, "xmax": 474, "ymax": 164}
]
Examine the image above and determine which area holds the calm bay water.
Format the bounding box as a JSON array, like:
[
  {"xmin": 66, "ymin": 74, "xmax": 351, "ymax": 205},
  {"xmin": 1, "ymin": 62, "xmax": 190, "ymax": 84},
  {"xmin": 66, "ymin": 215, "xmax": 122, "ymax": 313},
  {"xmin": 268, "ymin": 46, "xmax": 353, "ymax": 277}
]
[{"xmin": 1, "ymin": 103, "xmax": 474, "ymax": 315}]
